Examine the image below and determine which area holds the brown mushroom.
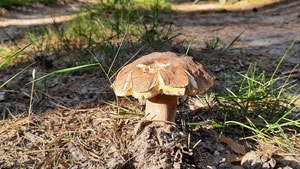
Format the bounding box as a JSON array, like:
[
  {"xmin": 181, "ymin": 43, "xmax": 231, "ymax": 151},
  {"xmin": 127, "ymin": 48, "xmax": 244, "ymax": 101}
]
[{"xmin": 113, "ymin": 52, "xmax": 215, "ymax": 123}]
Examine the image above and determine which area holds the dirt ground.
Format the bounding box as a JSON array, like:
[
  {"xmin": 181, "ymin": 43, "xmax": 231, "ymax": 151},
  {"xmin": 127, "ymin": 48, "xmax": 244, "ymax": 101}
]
[
  {"xmin": 0, "ymin": 0, "xmax": 97, "ymax": 42},
  {"xmin": 171, "ymin": 0, "xmax": 300, "ymax": 77},
  {"xmin": 0, "ymin": 0, "xmax": 299, "ymax": 168}
]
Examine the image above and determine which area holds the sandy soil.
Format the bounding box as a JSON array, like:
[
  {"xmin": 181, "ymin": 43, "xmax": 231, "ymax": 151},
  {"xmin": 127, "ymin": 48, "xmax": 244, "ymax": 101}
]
[
  {"xmin": 172, "ymin": 0, "xmax": 300, "ymax": 68},
  {"xmin": 1, "ymin": 0, "xmax": 299, "ymax": 71},
  {"xmin": 0, "ymin": 0, "xmax": 97, "ymax": 42}
]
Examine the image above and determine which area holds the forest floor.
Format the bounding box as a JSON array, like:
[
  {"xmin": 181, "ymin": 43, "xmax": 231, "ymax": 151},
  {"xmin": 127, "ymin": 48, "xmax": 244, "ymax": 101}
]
[{"xmin": 0, "ymin": 0, "xmax": 299, "ymax": 168}]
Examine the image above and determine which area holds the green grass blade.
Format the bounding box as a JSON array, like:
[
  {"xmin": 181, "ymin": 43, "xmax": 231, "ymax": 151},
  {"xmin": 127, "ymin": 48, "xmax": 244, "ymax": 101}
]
[
  {"xmin": 108, "ymin": 28, "xmax": 127, "ymax": 75},
  {"xmin": 274, "ymin": 107, "xmax": 297, "ymax": 125},
  {"xmin": 224, "ymin": 29, "xmax": 245, "ymax": 51},
  {"xmin": 270, "ymin": 38, "xmax": 297, "ymax": 81},
  {"xmin": 88, "ymin": 49, "xmax": 120, "ymax": 114},
  {"xmin": 186, "ymin": 122, "xmax": 224, "ymax": 128},
  {"xmin": 288, "ymin": 93, "xmax": 300, "ymax": 107},
  {"xmin": 27, "ymin": 63, "xmax": 98, "ymax": 84},
  {"xmin": 103, "ymin": 101, "xmax": 143, "ymax": 117},
  {"xmin": 237, "ymin": 72, "xmax": 264, "ymax": 86},
  {"xmin": 239, "ymin": 64, "xmax": 251, "ymax": 93},
  {"xmin": 0, "ymin": 41, "xmax": 34, "ymax": 69},
  {"xmin": 185, "ymin": 38, "xmax": 194, "ymax": 55},
  {"xmin": 265, "ymin": 107, "xmax": 297, "ymax": 132},
  {"xmin": 103, "ymin": 101, "xmax": 131, "ymax": 113},
  {"xmin": 277, "ymin": 124, "xmax": 295, "ymax": 153},
  {"xmin": 225, "ymin": 120, "xmax": 273, "ymax": 140},
  {"xmin": 277, "ymin": 118, "xmax": 300, "ymax": 128},
  {"xmin": 87, "ymin": 49, "xmax": 112, "ymax": 85}
]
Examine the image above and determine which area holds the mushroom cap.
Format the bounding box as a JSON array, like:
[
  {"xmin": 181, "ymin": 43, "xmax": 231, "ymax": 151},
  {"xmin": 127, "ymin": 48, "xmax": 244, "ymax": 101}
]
[{"xmin": 113, "ymin": 52, "xmax": 215, "ymax": 100}]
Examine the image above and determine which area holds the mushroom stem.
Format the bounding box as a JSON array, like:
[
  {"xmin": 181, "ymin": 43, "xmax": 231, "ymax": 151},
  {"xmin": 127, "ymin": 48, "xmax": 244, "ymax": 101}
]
[{"xmin": 145, "ymin": 94, "xmax": 177, "ymax": 123}]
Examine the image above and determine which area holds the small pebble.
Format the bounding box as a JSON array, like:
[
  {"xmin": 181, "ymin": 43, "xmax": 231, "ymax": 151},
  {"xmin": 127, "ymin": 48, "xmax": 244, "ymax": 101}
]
[
  {"xmin": 213, "ymin": 150, "xmax": 220, "ymax": 156},
  {"xmin": 218, "ymin": 162, "xmax": 232, "ymax": 169},
  {"xmin": 241, "ymin": 151, "xmax": 276, "ymax": 169},
  {"xmin": 0, "ymin": 91, "xmax": 5, "ymax": 101}
]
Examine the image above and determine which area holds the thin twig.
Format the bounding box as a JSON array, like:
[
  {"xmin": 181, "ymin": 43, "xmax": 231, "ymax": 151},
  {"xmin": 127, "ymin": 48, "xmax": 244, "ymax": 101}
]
[
  {"xmin": 277, "ymin": 64, "xmax": 298, "ymax": 99},
  {"xmin": 108, "ymin": 25, "xmax": 129, "ymax": 75},
  {"xmin": 6, "ymin": 108, "xmax": 17, "ymax": 120},
  {"xmin": 28, "ymin": 69, "xmax": 36, "ymax": 119},
  {"xmin": 0, "ymin": 62, "xmax": 35, "ymax": 89},
  {"xmin": 20, "ymin": 148, "xmax": 65, "ymax": 155},
  {"xmin": 193, "ymin": 139, "xmax": 202, "ymax": 149}
]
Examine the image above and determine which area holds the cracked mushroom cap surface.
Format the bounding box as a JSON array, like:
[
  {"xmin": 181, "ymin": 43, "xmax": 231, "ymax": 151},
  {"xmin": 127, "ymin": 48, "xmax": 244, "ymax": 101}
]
[{"xmin": 113, "ymin": 52, "xmax": 215, "ymax": 100}]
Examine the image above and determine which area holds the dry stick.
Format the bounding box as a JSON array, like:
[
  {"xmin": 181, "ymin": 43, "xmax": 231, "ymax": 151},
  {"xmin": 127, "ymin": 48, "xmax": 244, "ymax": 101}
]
[
  {"xmin": 177, "ymin": 97, "xmax": 189, "ymax": 108},
  {"xmin": 193, "ymin": 139, "xmax": 202, "ymax": 149},
  {"xmin": 28, "ymin": 69, "xmax": 36, "ymax": 119},
  {"xmin": 6, "ymin": 108, "xmax": 17, "ymax": 120},
  {"xmin": 0, "ymin": 62, "xmax": 35, "ymax": 89},
  {"xmin": 282, "ymin": 68, "xmax": 300, "ymax": 75},
  {"xmin": 0, "ymin": 117, "xmax": 31, "ymax": 137},
  {"xmin": 188, "ymin": 133, "xmax": 191, "ymax": 149},
  {"xmin": 42, "ymin": 92, "xmax": 65, "ymax": 105},
  {"xmin": 46, "ymin": 94, "xmax": 100, "ymax": 113},
  {"xmin": 98, "ymin": 148, "xmax": 130, "ymax": 160},
  {"xmin": 49, "ymin": 100, "xmax": 70, "ymax": 110},
  {"xmin": 20, "ymin": 148, "xmax": 66, "ymax": 155},
  {"xmin": 44, "ymin": 93, "xmax": 100, "ymax": 112},
  {"xmin": 278, "ymin": 64, "xmax": 298, "ymax": 98}
]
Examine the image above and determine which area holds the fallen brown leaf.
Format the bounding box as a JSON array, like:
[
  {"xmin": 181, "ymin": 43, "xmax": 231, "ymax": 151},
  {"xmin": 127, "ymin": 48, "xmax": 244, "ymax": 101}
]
[
  {"xmin": 224, "ymin": 154, "xmax": 242, "ymax": 163},
  {"xmin": 215, "ymin": 135, "xmax": 246, "ymax": 155}
]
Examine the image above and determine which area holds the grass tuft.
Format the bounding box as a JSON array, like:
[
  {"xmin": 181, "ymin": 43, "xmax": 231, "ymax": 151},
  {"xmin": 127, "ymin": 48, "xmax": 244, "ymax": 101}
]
[
  {"xmin": 215, "ymin": 40, "xmax": 299, "ymax": 154},
  {"xmin": 11, "ymin": 0, "xmax": 174, "ymax": 70}
]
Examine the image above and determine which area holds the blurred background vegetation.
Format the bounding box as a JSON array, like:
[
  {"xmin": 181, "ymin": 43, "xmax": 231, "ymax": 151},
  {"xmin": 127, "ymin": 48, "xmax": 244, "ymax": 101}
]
[{"xmin": 0, "ymin": 0, "xmax": 65, "ymax": 8}]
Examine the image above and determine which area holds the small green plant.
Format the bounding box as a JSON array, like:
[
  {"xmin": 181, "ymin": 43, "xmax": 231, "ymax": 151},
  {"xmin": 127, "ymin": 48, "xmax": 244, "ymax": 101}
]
[
  {"xmin": 215, "ymin": 40, "xmax": 299, "ymax": 153},
  {"xmin": 140, "ymin": 23, "xmax": 179, "ymax": 50},
  {"xmin": 21, "ymin": 0, "xmax": 172, "ymax": 69},
  {"xmin": 7, "ymin": 0, "xmax": 174, "ymax": 118},
  {"xmin": 204, "ymin": 37, "xmax": 221, "ymax": 51},
  {"xmin": 62, "ymin": 136, "xmax": 72, "ymax": 144},
  {"xmin": 0, "ymin": 45, "xmax": 15, "ymax": 59}
]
